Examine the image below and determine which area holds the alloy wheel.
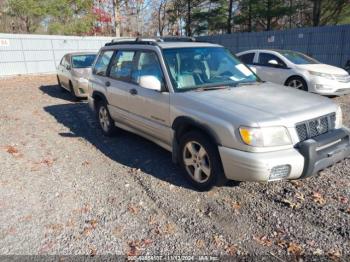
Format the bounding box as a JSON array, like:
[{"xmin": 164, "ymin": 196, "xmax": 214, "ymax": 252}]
[
  {"xmin": 183, "ymin": 141, "xmax": 211, "ymax": 183},
  {"xmin": 288, "ymin": 79, "xmax": 304, "ymax": 89},
  {"xmin": 99, "ymin": 106, "xmax": 110, "ymax": 132}
]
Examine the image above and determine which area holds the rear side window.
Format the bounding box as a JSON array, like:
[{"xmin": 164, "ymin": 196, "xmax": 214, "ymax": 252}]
[
  {"xmin": 109, "ymin": 51, "xmax": 135, "ymax": 82},
  {"xmin": 93, "ymin": 50, "xmax": 114, "ymax": 76},
  {"xmin": 239, "ymin": 53, "xmax": 255, "ymax": 65}
]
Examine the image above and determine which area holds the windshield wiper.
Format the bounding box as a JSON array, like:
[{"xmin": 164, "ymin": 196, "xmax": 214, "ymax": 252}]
[
  {"xmin": 232, "ymin": 81, "xmax": 260, "ymax": 87},
  {"xmin": 194, "ymin": 86, "xmax": 231, "ymax": 92}
]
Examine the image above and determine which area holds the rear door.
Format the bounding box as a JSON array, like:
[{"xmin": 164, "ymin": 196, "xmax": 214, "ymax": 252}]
[{"xmin": 255, "ymin": 52, "xmax": 291, "ymax": 84}]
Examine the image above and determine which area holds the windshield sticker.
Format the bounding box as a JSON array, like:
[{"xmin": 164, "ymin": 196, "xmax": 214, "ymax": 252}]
[{"xmin": 235, "ymin": 64, "xmax": 253, "ymax": 76}]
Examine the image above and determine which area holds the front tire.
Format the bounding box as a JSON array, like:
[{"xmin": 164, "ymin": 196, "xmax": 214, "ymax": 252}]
[
  {"xmin": 69, "ymin": 81, "xmax": 79, "ymax": 100},
  {"xmin": 57, "ymin": 75, "xmax": 65, "ymax": 92},
  {"xmin": 96, "ymin": 101, "xmax": 116, "ymax": 136},
  {"xmin": 286, "ymin": 76, "xmax": 308, "ymax": 91},
  {"xmin": 178, "ymin": 131, "xmax": 227, "ymax": 191}
]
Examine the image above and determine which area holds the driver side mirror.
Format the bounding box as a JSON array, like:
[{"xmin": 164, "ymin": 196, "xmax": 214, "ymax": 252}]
[
  {"xmin": 139, "ymin": 75, "xmax": 164, "ymax": 92},
  {"xmin": 268, "ymin": 59, "xmax": 279, "ymax": 66},
  {"xmin": 66, "ymin": 65, "xmax": 71, "ymax": 70}
]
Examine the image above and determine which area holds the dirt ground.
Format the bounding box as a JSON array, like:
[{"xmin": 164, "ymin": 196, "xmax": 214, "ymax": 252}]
[{"xmin": 0, "ymin": 75, "xmax": 349, "ymax": 259}]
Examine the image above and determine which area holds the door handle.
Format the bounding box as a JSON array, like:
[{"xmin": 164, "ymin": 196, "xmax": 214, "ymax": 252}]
[
  {"xmin": 129, "ymin": 88, "xmax": 138, "ymax": 95},
  {"xmin": 105, "ymin": 81, "xmax": 111, "ymax": 87}
]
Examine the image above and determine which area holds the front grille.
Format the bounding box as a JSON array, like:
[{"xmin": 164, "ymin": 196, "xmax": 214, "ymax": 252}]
[{"xmin": 296, "ymin": 113, "xmax": 336, "ymax": 142}]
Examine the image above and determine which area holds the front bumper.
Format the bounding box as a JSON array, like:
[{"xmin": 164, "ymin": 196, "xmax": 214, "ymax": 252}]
[
  {"xmin": 310, "ymin": 77, "xmax": 350, "ymax": 95},
  {"xmin": 219, "ymin": 128, "xmax": 350, "ymax": 182},
  {"xmin": 72, "ymin": 78, "xmax": 89, "ymax": 98}
]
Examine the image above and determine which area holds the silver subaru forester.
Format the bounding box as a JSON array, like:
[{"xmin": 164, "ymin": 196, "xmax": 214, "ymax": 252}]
[{"xmin": 87, "ymin": 38, "xmax": 350, "ymax": 191}]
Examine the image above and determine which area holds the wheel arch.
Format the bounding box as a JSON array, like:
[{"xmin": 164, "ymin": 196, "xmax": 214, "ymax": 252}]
[
  {"xmin": 284, "ymin": 75, "xmax": 307, "ymax": 87},
  {"xmin": 92, "ymin": 91, "xmax": 108, "ymax": 105},
  {"xmin": 172, "ymin": 116, "xmax": 221, "ymax": 146}
]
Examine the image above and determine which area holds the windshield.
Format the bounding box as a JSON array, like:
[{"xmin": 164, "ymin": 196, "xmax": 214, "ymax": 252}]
[
  {"xmin": 163, "ymin": 47, "xmax": 258, "ymax": 92},
  {"xmin": 278, "ymin": 51, "xmax": 319, "ymax": 65},
  {"xmin": 71, "ymin": 54, "xmax": 96, "ymax": 68}
]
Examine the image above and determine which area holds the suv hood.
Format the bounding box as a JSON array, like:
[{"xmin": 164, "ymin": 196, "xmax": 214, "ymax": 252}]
[
  {"xmin": 296, "ymin": 64, "xmax": 349, "ymax": 76},
  {"xmin": 178, "ymin": 82, "xmax": 337, "ymax": 127}
]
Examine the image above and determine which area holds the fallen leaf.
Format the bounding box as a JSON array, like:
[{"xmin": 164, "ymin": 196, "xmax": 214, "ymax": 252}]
[
  {"xmin": 338, "ymin": 196, "xmax": 348, "ymax": 204},
  {"xmin": 313, "ymin": 248, "xmax": 324, "ymax": 255},
  {"xmin": 86, "ymin": 219, "xmax": 98, "ymax": 229},
  {"xmin": 327, "ymin": 249, "xmax": 341, "ymax": 260},
  {"xmin": 346, "ymin": 208, "xmax": 350, "ymax": 214},
  {"xmin": 213, "ymin": 235, "xmax": 225, "ymax": 248},
  {"xmin": 82, "ymin": 161, "xmax": 90, "ymax": 166},
  {"xmin": 253, "ymin": 235, "xmax": 272, "ymax": 247},
  {"xmin": 281, "ymin": 198, "xmax": 300, "ymax": 209},
  {"xmin": 195, "ymin": 239, "xmax": 205, "ymax": 249},
  {"xmin": 225, "ymin": 244, "xmax": 238, "ymax": 255},
  {"xmin": 276, "ymin": 239, "xmax": 288, "ymax": 249},
  {"xmin": 5, "ymin": 145, "xmax": 18, "ymax": 155},
  {"xmin": 312, "ymin": 192, "xmax": 326, "ymax": 205},
  {"xmin": 287, "ymin": 242, "xmax": 303, "ymax": 256},
  {"xmin": 127, "ymin": 204, "xmax": 140, "ymax": 215},
  {"xmin": 295, "ymin": 192, "xmax": 305, "ymax": 202},
  {"xmin": 148, "ymin": 215, "xmax": 157, "ymax": 225},
  {"xmin": 290, "ymin": 180, "xmax": 303, "ymax": 188},
  {"xmin": 231, "ymin": 201, "xmax": 241, "ymax": 210},
  {"xmin": 162, "ymin": 223, "xmax": 176, "ymax": 235},
  {"xmin": 89, "ymin": 247, "xmax": 97, "ymax": 257}
]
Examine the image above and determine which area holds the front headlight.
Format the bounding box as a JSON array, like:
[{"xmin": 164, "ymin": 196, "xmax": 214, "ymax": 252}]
[
  {"xmin": 239, "ymin": 126, "xmax": 292, "ymax": 147},
  {"xmin": 308, "ymin": 71, "xmax": 334, "ymax": 80},
  {"xmin": 335, "ymin": 106, "xmax": 343, "ymax": 128}
]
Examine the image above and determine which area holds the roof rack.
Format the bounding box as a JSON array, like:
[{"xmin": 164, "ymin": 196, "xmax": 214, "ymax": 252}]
[{"xmin": 104, "ymin": 36, "xmax": 196, "ymax": 46}]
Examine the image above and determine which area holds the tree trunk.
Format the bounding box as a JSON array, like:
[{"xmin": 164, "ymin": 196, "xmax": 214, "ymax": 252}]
[
  {"xmin": 266, "ymin": 0, "xmax": 272, "ymax": 31},
  {"xmin": 186, "ymin": 0, "xmax": 191, "ymax": 36},
  {"xmin": 113, "ymin": 0, "xmax": 121, "ymax": 37},
  {"xmin": 248, "ymin": 0, "xmax": 252, "ymax": 32},
  {"xmin": 227, "ymin": 0, "xmax": 233, "ymax": 33},
  {"xmin": 312, "ymin": 0, "xmax": 322, "ymax": 26}
]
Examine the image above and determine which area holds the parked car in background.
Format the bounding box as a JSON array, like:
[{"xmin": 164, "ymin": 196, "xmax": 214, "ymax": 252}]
[
  {"xmin": 345, "ymin": 60, "xmax": 350, "ymax": 74},
  {"xmin": 87, "ymin": 38, "xmax": 350, "ymax": 191},
  {"xmin": 57, "ymin": 52, "xmax": 97, "ymax": 99},
  {"xmin": 237, "ymin": 49, "xmax": 350, "ymax": 96}
]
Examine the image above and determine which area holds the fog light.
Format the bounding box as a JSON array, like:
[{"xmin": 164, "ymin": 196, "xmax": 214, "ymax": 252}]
[{"xmin": 269, "ymin": 165, "xmax": 291, "ymax": 180}]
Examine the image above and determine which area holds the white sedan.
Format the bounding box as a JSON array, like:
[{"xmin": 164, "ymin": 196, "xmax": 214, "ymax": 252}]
[{"xmin": 236, "ymin": 49, "xmax": 350, "ymax": 96}]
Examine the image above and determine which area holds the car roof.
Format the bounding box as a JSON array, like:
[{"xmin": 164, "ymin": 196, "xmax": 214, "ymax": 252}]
[
  {"xmin": 102, "ymin": 39, "xmax": 222, "ymax": 50},
  {"xmin": 66, "ymin": 52, "xmax": 97, "ymax": 57},
  {"xmin": 238, "ymin": 49, "xmax": 299, "ymax": 54}
]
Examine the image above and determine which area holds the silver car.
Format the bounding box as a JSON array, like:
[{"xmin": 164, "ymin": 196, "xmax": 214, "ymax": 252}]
[
  {"xmin": 57, "ymin": 52, "xmax": 96, "ymax": 99},
  {"xmin": 88, "ymin": 39, "xmax": 350, "ymax": 191}
]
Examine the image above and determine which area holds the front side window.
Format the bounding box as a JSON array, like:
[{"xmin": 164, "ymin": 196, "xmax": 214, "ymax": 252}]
[
  {"xmin": 163, "ymin": 47, "xmax": 258, "ymax": 91},
  {"xmin": 239, "ymin": 53, "xmax": 255, "ymax": 65},
  {"xmin": 109, "ymin": 51, "xmax": 135, "ymax": 81},
  {"xmin": 93, "ymin": 50, "xmax": 114, "ymax": 76},
  {"xmin": 258, "ymin": 53, "xmax": 286, "ymax": 67},
  {"xmin": 71, "ymin": 54, "xmax": 96, "ymax": 68},
  {"xmin": 132, "ymin": 51, "xmax": 165, "ymax": 88},
  {"xmin": 278, "ymin": 51, "xmax": 319, "ymax": 65}
]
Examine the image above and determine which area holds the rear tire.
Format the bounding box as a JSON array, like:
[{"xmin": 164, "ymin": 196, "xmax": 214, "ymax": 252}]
[
  {"xmin": 96, "ymin": 100, "xmax": 117, "ymax": 136},
  {"xmin": 285, "ymin": 76, "xmax": 308, "ymax": 91},
  {"xmin": 178, "ymin": 131, "xmax": 228, "ymax": 191}
]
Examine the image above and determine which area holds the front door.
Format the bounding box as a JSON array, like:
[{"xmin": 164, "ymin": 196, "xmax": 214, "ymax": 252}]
[{"xmin": 255, "ymin": 52, "xmax": 291, "ymax": 85}]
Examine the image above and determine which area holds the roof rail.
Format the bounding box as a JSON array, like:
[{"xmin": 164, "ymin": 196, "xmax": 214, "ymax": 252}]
[{"xmin": 104, "ymin": 36, "xmax": 197, "ymax": 47}]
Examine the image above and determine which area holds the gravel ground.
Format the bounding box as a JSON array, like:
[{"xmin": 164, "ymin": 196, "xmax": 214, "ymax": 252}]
[{"xmin": 0, "ymin": 75, "xmax": 349, "ymax": 259}]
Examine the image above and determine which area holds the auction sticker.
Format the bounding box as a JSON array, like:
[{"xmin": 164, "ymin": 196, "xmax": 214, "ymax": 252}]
[{"xmin": 0, "ymin": 39, "xmax": 10, "ymax": 47}]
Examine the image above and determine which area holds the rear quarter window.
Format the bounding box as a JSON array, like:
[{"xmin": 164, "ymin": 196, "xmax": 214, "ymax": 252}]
[{"xmin": 93, "ymin": 50, "xmax": 114, "ymax": 76}]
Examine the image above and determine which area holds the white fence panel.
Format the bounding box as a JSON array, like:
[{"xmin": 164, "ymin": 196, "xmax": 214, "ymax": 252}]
[{"xmin": 0, "ymin": 33, "xmax": 113, "ymax": 76}]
